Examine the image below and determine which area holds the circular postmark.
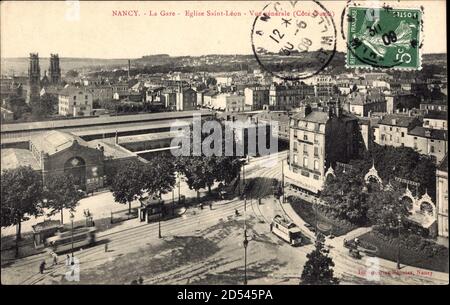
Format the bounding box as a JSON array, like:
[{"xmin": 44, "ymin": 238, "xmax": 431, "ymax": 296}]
[
  {"xmin": 341, "ymin": 1, "xmax": 423, "ymax": 69},
  {"xmin": 251, "ymin": 0, "xmax": 337, "ymax": 81}
]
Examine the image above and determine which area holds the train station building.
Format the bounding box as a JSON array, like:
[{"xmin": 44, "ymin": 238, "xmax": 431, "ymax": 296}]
[{"xmin": 1, "ymin": 130, "xmax": 137, "ymax": 192}]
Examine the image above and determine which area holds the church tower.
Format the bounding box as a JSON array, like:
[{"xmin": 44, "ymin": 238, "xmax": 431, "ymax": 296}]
[
  {"xmin": 49, "ymin": 53, "xmax": 61, "ymax": 85},
  {"xmin": 27, "ymin": 53, "xmax": 41, "ymax": 104}
]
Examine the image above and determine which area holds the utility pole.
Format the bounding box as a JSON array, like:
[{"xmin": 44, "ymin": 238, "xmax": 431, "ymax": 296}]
[
  {"xmin": 397, "ymin": 215, "xmax": 401, "ymax": 269},
  {"xmin": 281, "ymin": 159, "xmax": 285, "ymax": 203},
  {"xmin": 70, "ymin": 213, "xmax": 75, "ymax": 257},
  {"xmin": 178, "ymin": 173, "xmax": 181, "ymax": 204},
  {"xmin": 243, "ymin": 195, "xmax": 248, "ymax": 285}
]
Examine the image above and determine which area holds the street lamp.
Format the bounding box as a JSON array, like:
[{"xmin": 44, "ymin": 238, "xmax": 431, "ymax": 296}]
[
  {"xmin": 158, "ymin": 200, "xmax": 163, "ymax": 239},
  {"xmin": 243, "ymin": 195, "xmax": 248, "ymax": 285},
  {"xmin": 397, "ymin": 215, "xmax": 401, "ymax": 270},
  {"xmin": 70, "ymin": 212, "xmax": 75, "ymax": 258}
]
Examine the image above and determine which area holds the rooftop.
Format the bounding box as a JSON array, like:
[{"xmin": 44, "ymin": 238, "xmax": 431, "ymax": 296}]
[
  {"xmin": 409, "ymin": 126, "xmax": 448, "ymax": 141},
  {"xmin": 438, "ymin": 155, "xmax": 448, "ymax": 172},
  {"xmin": 1, "ymin": 148, "xmax": 41, "ymax": 171},
  {"xmin": 424, "ymin": 111, "xmax": 447, "ymax": 120},
  {"xmin": 292, "ymin": 111, "xmax": 329, "ymax": 124},
  {"xmin": 378, "ymin": 114, "xmax": 419, "ymax": 128},
  {"xmin": 31, "ymin": 130, "xmax": 88, "ymax": 155}
]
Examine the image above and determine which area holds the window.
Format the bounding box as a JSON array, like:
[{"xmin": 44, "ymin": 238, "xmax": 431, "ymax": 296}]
[
  {"xmin": 401, "ymin": 132, "xmax": 405, "ymax": 137},
  {"xmin": 389, "ymin": 135, "xmax": 392, "ymax": 141},
  {"xmin": 303, "ymin": 157, "xmax": 308, "ymax": 167},
  {"xmin": 314, "ymin": 160, "xmax": 319, "ymax": 170},
  {"xmin": 85, "ymin": 95, "xmax": 88, "ymax": 99},
  {"xmin": 303, "ymin": 145, "xmax": 308, "ymax": 155},
  {"xmin": 314, "ymin": 147, "xmax": 319, "ymax": 156},
  {"xmin": 73, "ymin": 96, "xmax": 77, "ymax": 100},
  {"xmin": 293, "ymin": 142, "xmax": 298, "ymax": 151},
  {"xmin": 430, "ymin": 146, "xmax": 435, "ymax": 153},
  {"xmin": 293, "ymin": 154, "xmax": 298, "ymax": 164},
  {"xmin": 303, "ymin": 134, "xmax": 308, "ymax": 141}
]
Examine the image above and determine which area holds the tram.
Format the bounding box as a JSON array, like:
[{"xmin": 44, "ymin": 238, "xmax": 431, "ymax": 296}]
[
  {"xmin": 270, "ymin": 215, "xmax": 302, "ymax": 246},
  {"xmin": 45, "ymin": 227, "xmax": 96, "ymax": 253}
]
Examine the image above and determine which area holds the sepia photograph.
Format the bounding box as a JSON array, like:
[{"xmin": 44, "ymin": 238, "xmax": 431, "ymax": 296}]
[{"xmin": 0, "ymin": 0, "xmax": 448, "ymax": 294}]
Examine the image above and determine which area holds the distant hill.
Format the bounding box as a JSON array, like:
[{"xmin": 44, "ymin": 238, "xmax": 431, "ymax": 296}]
[
  {"xmin": 1, "ymin": 52, "xmax": 444, "ymax": 76},
  {"xmin": 0, "ymin": 57, "xmax": 130, "ymax": 76}
]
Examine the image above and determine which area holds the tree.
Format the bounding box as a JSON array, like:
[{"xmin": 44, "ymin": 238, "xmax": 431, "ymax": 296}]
[
  {"xmin": 66, "ymin": 69, "xmax": 79, "ymax": 78},
  {"xmin": 175, "ymin": 117, "xmax": 242, "ymax": 199},
  {"xmin": 300, "ymin": 234, "xmax": 339, "ymax": 285},
  {"xmin": 43, "ymin": 172, "xmax": 83, "ymax": 224},
  {"xmin": 320, "ymin": 166, "xmax": 369, "ymax": 225},
  {"xmin": 366, "ymin": 189, "xmax": 411, "ymax": 235},
  {"xmin": 109, "ymin": 160, "xmax": 146, "ymax": 214},
  {"xmin": 1, "ymin": 166, "xmax": 44, "ymax": 256},
  {"xmin": 143, "ymin": 155, "xmax": 176, "ymax": 198}
]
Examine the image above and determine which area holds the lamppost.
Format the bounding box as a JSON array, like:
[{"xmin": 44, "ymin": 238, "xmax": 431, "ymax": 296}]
[
  {"xmin": 281, "ymin": 159, "xmax": 285, "ymax": 203},
  {"xmin": 397, "ymin": 215, "xmax": 401, "ymax": 270},
  {"xmin": 177, "ymin": 173, "xmax": 182, "ymax": 204},
  {"xmin": 243, "ymin": 195, "xmax": 248, "ymax": 285},
  {"xmin": 158, "ymin": 200, "xmax": 163, "ymax": 239},
  {"xmin": 70, "ymin": 212, "xmax": 75, "ymax": 258}
]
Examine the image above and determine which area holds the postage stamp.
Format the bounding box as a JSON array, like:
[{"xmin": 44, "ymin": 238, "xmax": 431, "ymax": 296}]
[
  {"xmin": 346, "ymin": 5, "xmax": 422, "ymax": 69},
  {"xmin": 251, "ymin": 0, "xmax": 337, "ymax": 80}
]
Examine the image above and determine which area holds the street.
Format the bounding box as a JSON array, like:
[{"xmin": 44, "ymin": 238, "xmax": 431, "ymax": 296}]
[{"xmin": 1, "ymin": 152, "xmax": 448, "ymax": 285}]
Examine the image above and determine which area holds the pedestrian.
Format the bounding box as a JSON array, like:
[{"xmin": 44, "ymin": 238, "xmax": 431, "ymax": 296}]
[
  {"xmin": 65, "ymin": 254, "xmax": 71, "ymax": 266},
  {"xmin": 209, "ymin": 203, "xmax": 212, "ymax": 210},
  {"xmin": 105, "ymin": 243, "xmax": 108, "ymax": 253},
  {"xmin": 200, "ymin": 203, "xmax": 203, "ymax": 210},
  {"xmin": 39, "ymin": 260, "xmax": 46, "ymax": 274},
  {"xmin": 51, "ymin": 252, "xmax": 58, "ymax": 266}
]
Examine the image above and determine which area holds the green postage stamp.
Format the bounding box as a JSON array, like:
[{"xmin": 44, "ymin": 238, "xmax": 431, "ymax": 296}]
[{"xmin": 346, "ymin": 6, "xmax": 422, "ymax": 70}]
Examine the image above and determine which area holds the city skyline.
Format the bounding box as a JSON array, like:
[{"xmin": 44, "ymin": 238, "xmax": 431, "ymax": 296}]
[{"xmin": 1, "ymin": 1, "xmax": 447, "ymax": 59}]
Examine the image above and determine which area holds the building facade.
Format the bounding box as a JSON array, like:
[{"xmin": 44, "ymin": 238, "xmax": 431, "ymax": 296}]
[
  {"xmin": 176, "ymin": 87, "xmax": 197, "ymax": 111},
  {"xmin": 375, "ymin": 114, "xmax": 422, "ymax": 147},
  {"xmin": 58, "ymin": 88, "xmax": 93, "ymax": 117},
  {"xmin": 26, "ymin": 53, "xmax": 41, "ymax": 104},
  {"xmin": 49, "ymin": 54, "xmax": 61, "ymax": 85},
  {"xmin": 269, "ymin": 84, "xmax": 314, "ymax": 110},
  {"xmin": 244, "ymin": 86, "xmax": 270, "ymax": 110},
  {"xmin": 436, "ymin": 155, "xmax": 448, "ymax": 238},
  {"xmin": 285, "ymin": 105, "xmax": 360, "ymax": 194}
]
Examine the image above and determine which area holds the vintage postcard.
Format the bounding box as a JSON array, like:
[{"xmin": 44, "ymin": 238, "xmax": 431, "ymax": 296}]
[{"xmin": 0, "ymin": 0, "xmax": 448, "ymax": 294}]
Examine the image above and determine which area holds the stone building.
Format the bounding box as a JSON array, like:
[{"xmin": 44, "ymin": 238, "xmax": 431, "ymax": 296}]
[
  {"xmin": 26, "ymin": 53, "xmax": 41, "ymax": 104},
  {"xmin": 1, "ymin": 130, "xmax": 138, "ymax": 193},
  {"xmin": 436, "ymin": 155, "xmax": 448, "ymax": 238},
  {"xmin": 268, "ymin": 83, "xmax": 314, "ymax": 111},
  {"xmin": 375, "ymin": 114, "xmax": 422, "ymax": 148},
  {"xmin": 347, "ymin": 91, "xmax": 386, "ymax": 117},
  {"xmin": 285, "ymin": 103, "xmax": 360, "ymax": 194},
  {"xmin": 58, "ymin": 87, "xmax": 93, "ymax": 117},
  {"xmin": 176, "ymin": 87, "xmax": 197, "ymax": 111},
  {"xmin": 244, "ymin": 86, "xmax": 270, "ymax": 110}
]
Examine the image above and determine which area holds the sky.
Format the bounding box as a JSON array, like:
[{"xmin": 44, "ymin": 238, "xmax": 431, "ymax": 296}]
[{"xmin": 1, "ymin": 0, "xmax": 447, "ymax": 58}]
